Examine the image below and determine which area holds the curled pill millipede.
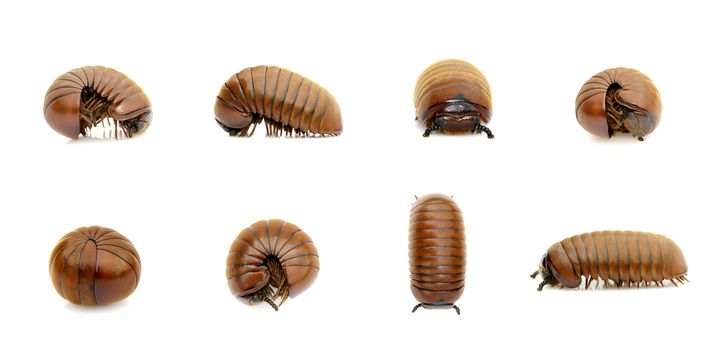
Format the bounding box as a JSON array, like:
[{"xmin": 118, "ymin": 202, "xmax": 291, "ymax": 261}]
[
  {"xmin": 226, "ymin": 219, "xmax": 320, "ymax": 311},
  {"xmin": 409, "ymin": 194, "xmax": 466, "ymax": 315},
  {"xmin": 531, "ymin": 231, "xmax": 687, "ymax": 291},
  {"xmin": 49, "ymin": 226, "xmax": 141, "ymax": 305},
  {"xmin": 44, "ymin": 66, "xmax": 152, "ymax": 139},
  {"xmin": 414, "ymin": 59, "xmax": 493, "ymax": 138},
  {"xmin": 215, "ymin": 65, "xmax": 343, "ymax": 137},
  {"xmin": 575, "ymin": 67, "xmax": 661, "ymax": 141}
]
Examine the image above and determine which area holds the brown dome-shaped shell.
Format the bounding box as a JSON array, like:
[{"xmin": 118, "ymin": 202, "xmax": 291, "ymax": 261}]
[
  {"xmin": 409, "ymin": 194, "xmax": 466, "ymax": 314},
  {"xmin": 215, "ymin": 65, "xmax": 342, "ymax": 137},
  {"xmin": 226, "ymin": 219, "xmax": 320, "ymax": 310},
  {"xmin": 49, "ymin": 226, "xmax": 141, "ymax": 305},
  {"xmin": 413, "ymin": 59, "xmax": 492, "ymax": 125},
  {"xmin": 43, "ymin": 66, "xmax": 152, "ymax": 139},
  {"xmin": 575, "ymin": 68, "xmax": 661, "ymax": 141}
]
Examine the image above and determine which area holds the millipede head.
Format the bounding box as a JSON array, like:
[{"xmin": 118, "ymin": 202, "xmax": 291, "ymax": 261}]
[
  {"xmin": 125, "ymin": 113, "xmax": 152, "ymax": 136},
  {"xmin": 532, "ymin": 255, "xmax": 560, "ymax": 291},
  {"xmin": 421, "ymin": 101, "xmax": 493, "ymax": 138}
]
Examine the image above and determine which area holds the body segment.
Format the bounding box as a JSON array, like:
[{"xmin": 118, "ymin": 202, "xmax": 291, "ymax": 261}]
[{"xmin": 409, "ymin": 194, "xmax": 466, "ymax": 314}]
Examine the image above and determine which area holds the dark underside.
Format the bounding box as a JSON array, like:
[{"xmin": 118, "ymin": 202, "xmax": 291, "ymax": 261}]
[
  {"xmin": 219, "ymin": 113, "xmax": 336, "ymax": 138},
  {"xmin": 604, "ymin": 84, "xmax": 649, "ymax": 141},
  {"xmin": 245, "ymin": 255, "xmax": 289, "ymax": 311},
  {"xmin": 80, "ymin": 87, "xmax": 146, "ymax": 138}
]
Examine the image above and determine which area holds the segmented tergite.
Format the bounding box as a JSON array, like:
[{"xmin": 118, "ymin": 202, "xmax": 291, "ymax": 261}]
[
  {"xmin": 531, "ymin": 231, "xmax": 687, "ymax": 291},
  {"xmin": 44, "ymin": 66, "xmax": 152, "ymax": 139},
  {"xmin": 575, "ymin": 68, "xmax": 661, "ymax": 141},
  {"xmin": 215, "ymin": 65, "xmax": 342, "ymax": 137},
  {"xmin": 413, "ymin": 59, "xmax": 493, "ymax": 138},
  {"xmin": 49, "ymin": 226, "xmax": 141, "ymax": 305},
  {"xmin": 409, "ymin": 194, "xmax": 466, "ymax": 314},
  {"xmin": 226, "ymin": 219, "xmax": 320, "ymax": 311}
]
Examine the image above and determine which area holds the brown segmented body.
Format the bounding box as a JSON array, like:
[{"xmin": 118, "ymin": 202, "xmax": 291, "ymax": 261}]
[
  {"xmin": 532, "ymin": 231, "xmax": 687, "ymax": 291},
  {"xmin": 44, "ymin": 66, "xmax": 152, "ymax": 139},
  {"xmin": 226, "ymin": 219, "xmax": 320, "ymax": 310},
  {"xmin": 575, "ymin": 67, "xmax": 661, "ymax": 141},
  {"xmin": 413, "ymin": 59, "xmax": 493, "ymax": 138},
  {"xmin": 49, "ymin": 226, "xmax": 141, "ymax": 305},
  {"xmin": 409, "ymin": 194, "xmax": 465, "ymax": 314},
  {"xmin": 215, "ymin": 65, "xmax": 342, "ymax": 137}
]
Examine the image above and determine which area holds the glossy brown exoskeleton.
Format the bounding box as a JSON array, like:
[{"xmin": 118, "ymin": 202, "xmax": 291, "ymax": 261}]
[
  {"xmin": 49, "ymin": 226, "xmax": 141, "ymax": 305},
  {"xmin": 44, "ymin": 66, "xmax": 152, "ymax": 139},
  {"xmin": 409, "ymin": 194, "xmax": 466, "ymax": 314},
  {"xmin": 413, "ymin": 59, "xmax": 493, "ymax": 138},
  {"xmin": 575, "ymin": 68, "xmax": 661, "ymax": 141},
  {"xmin": 215, "ymin": 66, "xmax": 342, "ymax": 137},
  {"xmin": 531, "ymin": 231, "xmax": 687, "ymax": 291}
]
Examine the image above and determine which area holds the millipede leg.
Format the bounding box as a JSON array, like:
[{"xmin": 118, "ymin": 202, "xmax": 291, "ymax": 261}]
[
  {"xmin": 423, "ymin": 124, "xmax": 440, "ymax": 137},
  {"xmin": 249, "ymin": 116, "xmax": 260, "ymax": 136},
  {"xmin": 529, "ymin": 271, "xmax": 539, "ymax": 279},
  {"xmin": 79, "ymin": 113, "xmax": 92, "ymax": 125},
  {"xmin": 537, "ymin": 280, "xmax": 548, "ymax": 291},
  {"xmin": 452, "ymin": 305, "xmax": 460, "ymax": 315},
  {"xmin": 263, "ymin": 297, "xmax": 279, "ymax": 311},
  {"xmin": 475, "ymin": 124, "xmax": 494, "ymax": 139},
  {"xmin": 670, "ymin": 279, "xmax": 678, "ymax": 287},
  {"xmin": 412, "ymin": 303, "xmax": 423, "ymax": 313}
]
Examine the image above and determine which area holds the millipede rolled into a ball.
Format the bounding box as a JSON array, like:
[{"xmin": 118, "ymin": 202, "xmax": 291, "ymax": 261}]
[
  {"xmin": 409, "ymin": 194, "xmax": 466, "ymax": 314},
  {"xmin": 215, "ymin": 65, "xmax": 342, "ymax": 137},
  {"xmin": 531, "ymin": 231, "xmax": 687, "ymax": 291},
  {"xmin": 49, "ymin": 226, "xmax": 141, "ymax": 305},
  {"xmin": 44, "ymin": 66, "xmax": 152, "ymax": 139},
  {"xmin": 575, "ymin": 67, "xmax": 661, "ymax": 141},
  {"xmin": 413, "ymin": 59, "xmax": 493, "ymax": 138},
  {"xmin": 226, "ymin": 219, "xmax": 320, "ymax": 311}
]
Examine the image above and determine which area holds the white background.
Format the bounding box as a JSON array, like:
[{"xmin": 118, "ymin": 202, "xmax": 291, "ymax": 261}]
[{"xmin": 0, "ymin": 0, "xmax": 721, "ymax": 349}]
